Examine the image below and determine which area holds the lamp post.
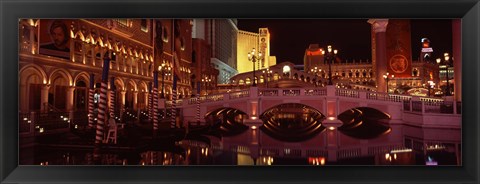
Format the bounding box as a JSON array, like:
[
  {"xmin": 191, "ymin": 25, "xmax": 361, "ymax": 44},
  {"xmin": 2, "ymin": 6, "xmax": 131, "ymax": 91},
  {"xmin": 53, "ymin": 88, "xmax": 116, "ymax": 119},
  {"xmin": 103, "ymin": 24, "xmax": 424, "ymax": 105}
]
[
  {"xmin": 436, "ymin": 53, "xmax": 452, "ymax": 96},
  {"xmin": 310, "ymin": 67, "xmax": 321, "ymax": 87},
  {"xmin": 248, "ymin": 48, "xmax": 262, "ymax": 87},
  {"xmin": 201, "ymin": 76, "xmax": 211, "ymax": 96},
  {"xmin": 383, "ymin": 72, "xmax": 394, "ymax": 93},
  {"xmin": 322, "ymin": 45, "xmax": 338, "ymax": 85},
  {"xmin": 262, "ymin": 68, "xmax": 272, "ymax": 88}
]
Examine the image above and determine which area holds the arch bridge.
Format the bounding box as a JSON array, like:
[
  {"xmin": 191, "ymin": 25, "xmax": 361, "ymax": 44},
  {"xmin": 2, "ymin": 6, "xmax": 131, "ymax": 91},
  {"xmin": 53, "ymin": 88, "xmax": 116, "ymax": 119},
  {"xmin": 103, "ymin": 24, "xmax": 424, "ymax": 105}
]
[{"xmin": 161, "ymin": 86, "xmax": 461, "ymax": 128}]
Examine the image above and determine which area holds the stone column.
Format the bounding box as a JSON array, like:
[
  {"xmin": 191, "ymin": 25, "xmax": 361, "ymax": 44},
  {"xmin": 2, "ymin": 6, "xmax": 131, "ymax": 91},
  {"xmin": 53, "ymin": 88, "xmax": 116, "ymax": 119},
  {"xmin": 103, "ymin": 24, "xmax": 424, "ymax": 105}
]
[
  {"xmin": 120, "ymin": 90, "xmax": 126, "ymax": 108},
  {"xmin": 117, "ymin": 91, "xmax": 124, "ymax": 120},
  {"xmin": 144, "ymin": 92, "xmax": 149, "ymax": 110},
  {"xmin": 133, "ymin": 91, "xmax": 138, "ymax": 111},
  {"xmin": 40, "ymin": 84, "xmax": 50, "ymax": 113},
  {"xmin": 368, "ymin": 19, "xmax": 389, "ymax": 92},
  {"xmin": 65, "ymin": 86, "xmax": 75, "ymax": 112},
  {"xmin": 452, "ymin": 19, "xmax": 461, "ymax": 101},
  {"xmin": 91, "ymin": 46, "xmax": 96, "ymax": 66},
  {"xmin": 70, "ymin": 40, "xmax": 75, "ymax": 62},
  {"xmin": 82, "ymin": 43, "xmax": 86, "ymax": 64}
]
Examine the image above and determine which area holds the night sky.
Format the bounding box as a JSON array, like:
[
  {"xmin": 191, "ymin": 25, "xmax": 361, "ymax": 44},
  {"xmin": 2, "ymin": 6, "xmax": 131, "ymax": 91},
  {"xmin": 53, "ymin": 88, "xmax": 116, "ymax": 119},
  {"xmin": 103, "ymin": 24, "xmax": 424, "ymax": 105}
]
[{"xmin": 237, "ymin": 19, "xmax": 454, "ymax": 65}]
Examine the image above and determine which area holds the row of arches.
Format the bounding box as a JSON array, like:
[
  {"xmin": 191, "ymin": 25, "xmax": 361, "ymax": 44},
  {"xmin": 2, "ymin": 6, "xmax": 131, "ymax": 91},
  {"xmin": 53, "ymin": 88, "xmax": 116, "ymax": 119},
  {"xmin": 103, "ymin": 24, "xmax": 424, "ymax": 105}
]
[
  {"xmin": 205, "ymin": 104, "xmax": 392, "ymax": 141},
  {"xmin": 19, "ymin": 64, "xmax": 192, "ymax": 113}
]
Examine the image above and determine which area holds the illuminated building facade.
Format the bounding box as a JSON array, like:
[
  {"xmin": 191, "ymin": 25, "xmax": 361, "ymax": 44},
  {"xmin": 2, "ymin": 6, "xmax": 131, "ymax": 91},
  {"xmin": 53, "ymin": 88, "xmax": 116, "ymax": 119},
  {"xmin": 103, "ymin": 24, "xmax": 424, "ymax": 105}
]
[
  {"xmin": 303, "ymin": 43, "xmax": 441, "ymax": 94},
  {"xmin": 19, "ymin": 19, "xmax": 195, "ymax": 116},
  {"xmin": 236, "ymin": 28, "xmax": 276, "ymax": 74}
]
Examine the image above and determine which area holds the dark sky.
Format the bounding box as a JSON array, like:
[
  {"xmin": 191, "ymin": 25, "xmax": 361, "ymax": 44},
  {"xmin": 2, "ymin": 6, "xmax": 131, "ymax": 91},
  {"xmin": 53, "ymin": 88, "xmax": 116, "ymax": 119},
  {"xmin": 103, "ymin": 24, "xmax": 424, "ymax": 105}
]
[{"xmin": 237, "ymin": 19, "xmax": 453, "ymax": 65}]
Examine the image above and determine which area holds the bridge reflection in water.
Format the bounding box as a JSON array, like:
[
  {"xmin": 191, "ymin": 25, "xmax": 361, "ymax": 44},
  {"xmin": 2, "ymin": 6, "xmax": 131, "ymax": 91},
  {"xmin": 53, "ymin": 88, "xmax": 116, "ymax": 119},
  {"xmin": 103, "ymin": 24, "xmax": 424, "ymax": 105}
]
[{"xmin": 21, "ymin": 104, "xmax": 460, "ymax": 166}]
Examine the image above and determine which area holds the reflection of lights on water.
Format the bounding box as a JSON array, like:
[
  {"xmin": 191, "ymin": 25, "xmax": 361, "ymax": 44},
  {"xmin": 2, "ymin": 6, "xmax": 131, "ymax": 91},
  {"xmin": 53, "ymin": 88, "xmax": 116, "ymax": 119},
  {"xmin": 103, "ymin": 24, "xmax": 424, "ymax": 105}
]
[
  {"xmin": 327, "ymin": 117, "xmax": 336, "ymax": 121},
  {"xmin": 27, "ymin": 120, "xmax": 31, "ymax": 124},
  {"xmin": 390, "ymin": 149, "xmax": 412, "ymax": 153},
  {"xmin": 74, "ymin": 124, "xmax": 78, "ymax": 129},
  {"xmin": 63, "ymin": 117, "xmax": 68, "ymax": 121},
  {"xmin": 328, "ymin": 127, "xmax": 335, "ymax": 130},
  {"xmin": 251, "ymin": 126, "xmax": 257, "ymax": 130},
  {"xmin": 23, "ymin": 117, "xmax": 28, "ymax": 121},
  {"xmin": 39, "ymin": 128, "xmax": 44, "ymax": 133},
  {"xmin": 308, "ymin": 157, "xmax": 325, "ymax": 166}
]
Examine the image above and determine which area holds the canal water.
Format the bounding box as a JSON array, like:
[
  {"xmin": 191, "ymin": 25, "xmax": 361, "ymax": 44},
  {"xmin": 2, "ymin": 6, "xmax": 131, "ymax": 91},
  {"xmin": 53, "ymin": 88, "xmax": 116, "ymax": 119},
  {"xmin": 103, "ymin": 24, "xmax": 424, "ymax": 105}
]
[{"xmin": 20, "ymin": 107, "xmax": 460, "ymax": 166}]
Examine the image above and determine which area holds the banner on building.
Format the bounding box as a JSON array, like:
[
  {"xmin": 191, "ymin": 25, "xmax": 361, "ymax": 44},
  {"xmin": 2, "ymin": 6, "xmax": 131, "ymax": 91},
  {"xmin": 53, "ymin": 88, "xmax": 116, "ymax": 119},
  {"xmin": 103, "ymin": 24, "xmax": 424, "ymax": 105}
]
[
  {"xmin": 39, "ymin": 19, "xmax": 72, "ymax": 59},
  {"xmin": 386, "ymin": 20, "xmax": 412, "ymax": 78}
]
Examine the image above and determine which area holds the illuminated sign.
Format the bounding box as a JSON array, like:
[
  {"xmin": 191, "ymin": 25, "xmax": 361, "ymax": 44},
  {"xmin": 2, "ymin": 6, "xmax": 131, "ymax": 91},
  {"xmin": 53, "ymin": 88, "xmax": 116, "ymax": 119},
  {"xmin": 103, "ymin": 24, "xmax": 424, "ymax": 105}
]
[{"xmin": 422, "ymin": 48, "xmax": 433, "ymax": 52}]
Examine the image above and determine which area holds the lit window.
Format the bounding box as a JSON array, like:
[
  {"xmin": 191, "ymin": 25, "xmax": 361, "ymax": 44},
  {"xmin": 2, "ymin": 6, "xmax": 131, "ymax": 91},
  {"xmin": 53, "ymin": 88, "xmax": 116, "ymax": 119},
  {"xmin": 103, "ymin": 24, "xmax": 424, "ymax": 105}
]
[
  {"xmin": 141, "ymin": 19, "xmax": 149, "ymax": 32},
  {"xmin": 283, "ymin": 65, "xmax": 291, "ymax": 74}
]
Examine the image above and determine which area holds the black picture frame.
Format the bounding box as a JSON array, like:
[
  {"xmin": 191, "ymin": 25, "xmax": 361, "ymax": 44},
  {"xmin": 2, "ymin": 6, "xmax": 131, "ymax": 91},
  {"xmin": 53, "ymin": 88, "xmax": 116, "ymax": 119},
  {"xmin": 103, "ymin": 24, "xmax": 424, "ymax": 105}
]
[{"xmin": 1, "ymin": 0, "xmax": 479, "ymax": 184}]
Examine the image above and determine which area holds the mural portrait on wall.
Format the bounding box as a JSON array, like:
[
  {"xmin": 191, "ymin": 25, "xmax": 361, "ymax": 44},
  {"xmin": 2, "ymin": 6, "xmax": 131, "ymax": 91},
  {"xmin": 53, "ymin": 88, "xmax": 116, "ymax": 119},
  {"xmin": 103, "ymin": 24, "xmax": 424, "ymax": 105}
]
[{"xmin": 39, "ymin": 19, "xmax": 71, "ymax": 59}]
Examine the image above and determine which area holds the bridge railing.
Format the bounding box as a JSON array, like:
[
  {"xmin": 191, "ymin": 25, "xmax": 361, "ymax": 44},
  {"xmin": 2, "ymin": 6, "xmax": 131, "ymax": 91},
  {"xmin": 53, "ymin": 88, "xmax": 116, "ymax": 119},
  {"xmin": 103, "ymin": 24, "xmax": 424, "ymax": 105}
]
[
  {"xmin": 404, "ymin": 99, "xmax": 460, "ymax": 115},
  {"xmin": 336, "ymin": 89, "xmax": 360, "ymax": 98},
  {"xmin": 304, "ymin": 88, "xmax": 327, "ymax": 96},
  {"xmin": 281, "ymin": 89, "xmax": 301, "ymax": 96},
  {"xmin": 366, "ymin": 92, "xmax": 411, "ymax": 102},
  {"xmin": 259, "ymin": 89, "xmax": 279, "ymax": 96},
  {"xmin": 229, "ymin": 90, "xmax": 250, "ymax": 99}
]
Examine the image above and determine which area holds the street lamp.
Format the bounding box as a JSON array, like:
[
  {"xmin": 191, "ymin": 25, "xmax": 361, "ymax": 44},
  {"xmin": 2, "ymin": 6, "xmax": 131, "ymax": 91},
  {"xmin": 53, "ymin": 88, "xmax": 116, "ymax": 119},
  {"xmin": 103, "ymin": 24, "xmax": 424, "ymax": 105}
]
[
  {"xmin": 310, "ymin": 67, "xmax": 322, "ymax": 87},
  {"xmin": 248, "ymin": 48, "xmax": 262, "ymax": 87},
  {"xmin": 383, "ymin": 72, "xmax": 394, "ymax": 93},
  {"xmin": 322, "ymin": 45, "xmax": 338, "ymax": 85},
  {"xmin": 201, "ymin": 76, "xmax": 211, "ymax": 95},
  {"xmin": 436, "ymin": 53, "xmax": 452, "ymax": 96},
  {"xmin": 262, "ymin": 68, "xmax": 272, "ymax": 88}
]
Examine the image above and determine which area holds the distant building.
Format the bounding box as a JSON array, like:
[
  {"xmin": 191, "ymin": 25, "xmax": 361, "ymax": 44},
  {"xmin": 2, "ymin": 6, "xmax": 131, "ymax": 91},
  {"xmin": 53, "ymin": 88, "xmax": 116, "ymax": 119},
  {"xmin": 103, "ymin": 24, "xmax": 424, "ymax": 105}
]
[
  {"xmin": 193, "ymin": 19, "xmax": 238, "ymax": 84},
  {"xmin": 237, "ymin": 28, "xmax": 276, "ymax": 74}
]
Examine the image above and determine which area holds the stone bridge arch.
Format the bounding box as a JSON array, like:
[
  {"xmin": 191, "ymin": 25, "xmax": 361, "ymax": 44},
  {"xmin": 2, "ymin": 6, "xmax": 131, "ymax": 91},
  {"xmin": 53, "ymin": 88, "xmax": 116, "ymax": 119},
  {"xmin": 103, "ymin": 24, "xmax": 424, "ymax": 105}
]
[
  {"xmin": 204, "ymin": 107, "xmax": 249, "ymax": 136},
  {"xmin": 260, "ymin": 103, "xmax": 326, "ymax": 142},
  {"xmin": 260, "ymin": 100, "xmax": 325, "ymax": 116},
  {"xmin": 337, "ymin": 107, "xmax": 392, "ymax": 139}
]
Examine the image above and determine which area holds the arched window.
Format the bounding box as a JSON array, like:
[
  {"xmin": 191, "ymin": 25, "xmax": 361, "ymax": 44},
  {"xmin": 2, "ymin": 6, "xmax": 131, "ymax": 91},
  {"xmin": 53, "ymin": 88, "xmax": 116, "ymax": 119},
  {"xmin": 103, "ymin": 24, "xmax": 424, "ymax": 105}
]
[
  {"xmin": 412, "ymin": 68, "xmax": 419, "ymax": 77},
  {"xmin": 239, "ymin": 79, "xmax": 244, "ymax": 85},
  {"xmin": 274, "ymin": 73, "xmax": 279, "ymax": 81},
  {"xmin": 245, "ymin": 78, "xmax": 251, "ymax": 85}
]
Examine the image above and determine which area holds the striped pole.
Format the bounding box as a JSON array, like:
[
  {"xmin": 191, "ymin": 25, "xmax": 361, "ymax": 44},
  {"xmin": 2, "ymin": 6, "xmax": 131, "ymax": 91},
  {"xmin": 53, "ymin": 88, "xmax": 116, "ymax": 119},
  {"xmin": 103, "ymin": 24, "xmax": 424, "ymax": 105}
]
[
  {"xmin": 88, "ymin": 74, "xmax": 95, "ymax": 128},
  {"xmin": 196, "ymin": 82, "xmax": 201, "ymax": 122},
  {"xmin": 94, "ymin": 57, "xmax": 110, "ymax": 159},
  {"xmin": 109, "ymin": 77, "xmax": 116, "ymax": 118},
  {"xmin": 171, "ymin": 75, "xmax": 177, "ymax": 129},
  {"xmin": 153, "ymin": 71, "xmax": 159, "ymax": 137},
  {"xmin": 148, "ymin": 82, "xmax": 153, "ymax": 120}
]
